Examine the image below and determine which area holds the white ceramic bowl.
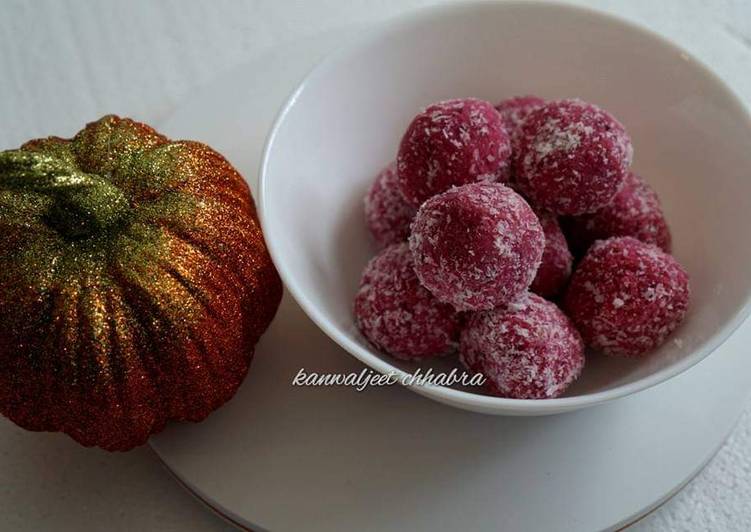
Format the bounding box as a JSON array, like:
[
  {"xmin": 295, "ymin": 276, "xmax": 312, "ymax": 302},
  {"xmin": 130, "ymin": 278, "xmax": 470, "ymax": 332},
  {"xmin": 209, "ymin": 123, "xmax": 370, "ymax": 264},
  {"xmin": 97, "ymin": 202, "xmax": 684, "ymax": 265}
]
[{"xmin": 260, "ymin": 1, "xmax": 751, "ymax": 415}]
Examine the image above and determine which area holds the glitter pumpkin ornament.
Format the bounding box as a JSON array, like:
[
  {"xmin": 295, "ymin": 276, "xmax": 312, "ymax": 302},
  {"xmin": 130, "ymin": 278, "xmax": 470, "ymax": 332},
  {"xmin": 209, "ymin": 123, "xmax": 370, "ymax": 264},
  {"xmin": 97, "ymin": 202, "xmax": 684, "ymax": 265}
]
[{"xmin": 0, "ymin": 116, "xmax": 282, "ymax": 451}]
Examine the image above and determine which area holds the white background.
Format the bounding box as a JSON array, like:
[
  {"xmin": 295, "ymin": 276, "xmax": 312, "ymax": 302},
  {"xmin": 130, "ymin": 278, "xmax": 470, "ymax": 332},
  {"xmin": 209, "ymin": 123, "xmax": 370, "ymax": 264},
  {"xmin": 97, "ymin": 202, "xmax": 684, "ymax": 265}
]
[{"xmin": 1, "ymin": 0, "xmax": 750, "ymax": 530}]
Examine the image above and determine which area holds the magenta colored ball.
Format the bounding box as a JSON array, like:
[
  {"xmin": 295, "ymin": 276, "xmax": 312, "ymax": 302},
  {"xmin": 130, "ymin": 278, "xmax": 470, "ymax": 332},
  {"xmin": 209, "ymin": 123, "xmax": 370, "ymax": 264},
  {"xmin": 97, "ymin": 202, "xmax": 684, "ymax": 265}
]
[
  {"xmin": 460, "ymin": 293, "xmax": 585, "ymax": 399},
  {"xmin": 409, "ymin": 182, "xmax": 544, "ymax": 311},
  {"xmin": 354, "ymin": 243, "xmax": 460, "ymax": 360},
  {"xmin": 513, "ymin": 99, "xmax": 633, "ymax": 215},
  {"xmin": 562, "ymin": 171, "xmax": 671, "ymax": 256},
  {"xmin": 530, "ymin": 214, "xmax": 573, "ymax": 299},
  {"xmin": 495, "ymin": 95, "xmax": 546, "ymax": 137},
  {"xmin": 564, "ymin": 237, "xmax": 690, "ymax": 357},
  {"xmin": 397, "ymin": 98, "xmax": 511, "ymax": 206},
  {"xmin": 364, "ymin": 162, "xmax": 417, "ymax": 248}
]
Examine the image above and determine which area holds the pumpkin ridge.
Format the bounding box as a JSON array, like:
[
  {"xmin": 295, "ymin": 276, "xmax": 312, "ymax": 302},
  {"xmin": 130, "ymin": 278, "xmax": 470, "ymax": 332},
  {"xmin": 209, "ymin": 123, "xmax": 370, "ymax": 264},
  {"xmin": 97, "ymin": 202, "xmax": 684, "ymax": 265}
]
[
  {"xmin": 4, "ymin": 284, "xmax": 63, "ymax": 433},
  {"xmin": 175, "ymin": 330, "xmax": 231, "ymax": 418},
  {"xmin": 189, "ymin": 329, "xmax": 241, "ymax": 386},
  {"xmin": 167, "ymin": 140, "xmax": 252, "ymax": 198},
  {"xmin": 107, "ymin": 273, "xmax": 185, "ymax": 418},
  {"xmin": 77, "ymin": 281, "xmax": 117, "ymax": 389},
  {"xmin": 106, "ymin": 283, "xmax": 156, "ymax": 385},
  {"xmin": 69, "ymin": 278, "xmax": 86, "ymax": 390},
  {"xmin": 62, "ymin": 277, "xmax": 123, "ymax": 445},
  {"xmin": 53, "ymin": 279, "xmax": 89, "ymax": 441},
  {"xmin": 162, "ymin": 208, "xmax": 270, "ymax": 287},
  {"xmin": 186, "ymin": 185, "xmax": 252, "ymax": 213},
  {"xmin": 113, "ymin": 224, "xmax": 226, "ymax": 326},
  {"xmin": 107, "ymin": 260, "xmax": 218, "ymax": 417},
  {"xmin": 110, "ymin": 230, "xmax": 199, "ymax": 328},
  {"xmin": 107, "ymin": 283, "xmax": 166, "ymax": 427},
  {"xmin": 150, "ymin": 263, "xmax": 234, "ymax": 393},
  {"xmin": 156, "ymin": 224, "xmax": 246, "ymax": 294},
  {"xmin": 157, "ymin": 262, "xmax": 224, "ymax": 323},
  {"xmin": 103, "ymin": 286, "xmax": 133, "ymax": 431},
  {"xmin": 152, "ymin": 251, "xmax": 250, "ymax": 392},
  {"xmin": 104, "ymin": 285, "xmax": 166, "ymax": 448},
  {"xmin": 50, "ymin": 283, "xmax": 81, "ymax": 390}
]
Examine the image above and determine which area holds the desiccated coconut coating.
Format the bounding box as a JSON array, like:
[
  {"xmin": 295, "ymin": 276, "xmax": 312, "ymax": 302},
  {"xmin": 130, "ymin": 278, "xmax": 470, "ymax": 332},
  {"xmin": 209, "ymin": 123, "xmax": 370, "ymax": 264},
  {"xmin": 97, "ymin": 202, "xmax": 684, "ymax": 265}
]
[
  {"xmin": 409, "ymin": 182, "xmax": 544, "ymax": 311},
  {"xmin": 563, "ymin": 237, "xmax": 690, "ymax": 357},
  {"xmin": 513, "ymin": 99, "xmax": 633, "ymax": 215},
  {"xmin": 561, "ymin": 171, "xmax": 671, "ymax": 256},
  {"xmin": 397, "ymin": 98, "xmax": 511, "ymax": 206},
  {"xmin": 495, "ymin": 95, "xmax": 546, "ymax": 137},
  {"xmin": 460, "ymin": 293, "xmax": 585, "ymax": 399},
  {"xmin": 530, "ymin": 213, "xmax": 573, "ymax": 299},
  {"xmin": 495, "ymin": 96, "xmax": 546, "ymax": 182},
  {"xmin": 354, "ymin": 243, "xmax": 460, "ymax": 361},
  {"xmin": 364, "ymin": 162, "xmax": 417, "ymax": 248}
]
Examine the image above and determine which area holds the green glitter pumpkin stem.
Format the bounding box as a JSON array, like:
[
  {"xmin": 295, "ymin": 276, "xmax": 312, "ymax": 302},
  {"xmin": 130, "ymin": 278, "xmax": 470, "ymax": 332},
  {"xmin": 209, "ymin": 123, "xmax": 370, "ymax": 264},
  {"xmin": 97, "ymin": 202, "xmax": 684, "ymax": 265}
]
[{"xmin": 0, "ymin": 149, "xmax": 130, "ymax": 238}]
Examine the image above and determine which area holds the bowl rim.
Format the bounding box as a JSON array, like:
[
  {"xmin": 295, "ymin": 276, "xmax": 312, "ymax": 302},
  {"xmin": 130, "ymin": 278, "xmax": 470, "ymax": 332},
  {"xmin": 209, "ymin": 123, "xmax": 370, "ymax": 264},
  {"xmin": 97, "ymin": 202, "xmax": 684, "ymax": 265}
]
[{"xmin": 258, "ymin": 0, "xmax": 751, "ymax": 414}]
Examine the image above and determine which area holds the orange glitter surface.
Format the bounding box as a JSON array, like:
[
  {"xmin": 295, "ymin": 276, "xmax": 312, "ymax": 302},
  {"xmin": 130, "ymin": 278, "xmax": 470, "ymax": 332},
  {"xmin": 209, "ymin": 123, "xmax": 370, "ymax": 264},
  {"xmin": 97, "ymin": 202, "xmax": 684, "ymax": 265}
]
[{"xmin": 0, "ymin": 116, "xmax": 282, "ymax": 451}]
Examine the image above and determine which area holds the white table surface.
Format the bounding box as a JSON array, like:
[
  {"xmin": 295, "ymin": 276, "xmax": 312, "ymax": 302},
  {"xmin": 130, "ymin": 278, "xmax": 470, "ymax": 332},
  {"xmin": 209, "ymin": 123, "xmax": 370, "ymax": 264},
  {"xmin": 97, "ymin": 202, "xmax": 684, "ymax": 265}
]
[{"xmin": 1, "ymin": 1, "xmax": 750, "ymax": 530}]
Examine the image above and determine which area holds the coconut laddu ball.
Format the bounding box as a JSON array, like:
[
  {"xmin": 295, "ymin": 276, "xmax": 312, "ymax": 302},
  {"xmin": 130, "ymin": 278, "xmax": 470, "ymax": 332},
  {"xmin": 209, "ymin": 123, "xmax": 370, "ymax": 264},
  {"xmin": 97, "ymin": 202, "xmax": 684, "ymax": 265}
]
[
  {"xmin": 364, "ymin": 162, "xmax": 417, "ymax": 249},
  {"xmin": 530, "ymin": 213, "xmax": 573, "ymax": 299},
  {"xmin": 563, "ymin": 237, "xmax": 690, "ymax": 357},
  {"xmin": 409, "ymin": 182, "xmax": 544, "ymax": 312},
  {"xmin": 495, "ymin": 95, "xmax": 546, "ymax": 138},
  {"xmin": 354, "ymin": 243, "xmax": 460, "ymax": 360},
  {"xmin": 495, "ymin": 95, "xmax": 546, "ymax": 181},
  {"xmin": 562, "ymin": 171, "xmax": 671, "ymax": 256},
  {"xmin": 460, "ymin": 293, "xmax": 585, "ymax": 399},
  {"xmin": 513, "ymin": 99, "xmax": 633, "ymax": 215},
  {"xmin": 397, "ymin": 98, "xmax": 511, "ymax": 206}
]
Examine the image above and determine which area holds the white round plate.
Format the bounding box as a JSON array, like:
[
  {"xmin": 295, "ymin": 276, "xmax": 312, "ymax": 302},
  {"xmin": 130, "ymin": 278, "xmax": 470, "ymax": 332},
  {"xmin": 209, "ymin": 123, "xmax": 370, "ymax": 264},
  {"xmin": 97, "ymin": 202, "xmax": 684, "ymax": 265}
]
[{"xmin": 150, "ymin": 24, "xmax": 751, "ymax": 532}]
